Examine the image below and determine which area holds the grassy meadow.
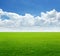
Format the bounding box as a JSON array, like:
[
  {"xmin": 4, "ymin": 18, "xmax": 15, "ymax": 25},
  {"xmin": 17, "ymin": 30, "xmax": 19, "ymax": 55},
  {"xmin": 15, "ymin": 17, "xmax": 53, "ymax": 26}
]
[{"xmin": 0, "ymin": 32, "xmax": 60, "ymax": 56}]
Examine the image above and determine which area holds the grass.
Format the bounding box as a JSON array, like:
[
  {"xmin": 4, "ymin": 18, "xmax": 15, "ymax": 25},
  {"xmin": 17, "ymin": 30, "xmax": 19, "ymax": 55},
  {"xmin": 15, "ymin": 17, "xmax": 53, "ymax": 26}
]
[{"xmin": 0, "ymin": 32, "xmax": 60, "ymax": 56}]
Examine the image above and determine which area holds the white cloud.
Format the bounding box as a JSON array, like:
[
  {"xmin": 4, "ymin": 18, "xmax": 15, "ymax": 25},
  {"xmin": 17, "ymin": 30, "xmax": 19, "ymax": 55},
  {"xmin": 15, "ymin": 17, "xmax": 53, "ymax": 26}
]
[{"xmin": 0, "ymin": 9, "xmax": 60, "ymax": 31}]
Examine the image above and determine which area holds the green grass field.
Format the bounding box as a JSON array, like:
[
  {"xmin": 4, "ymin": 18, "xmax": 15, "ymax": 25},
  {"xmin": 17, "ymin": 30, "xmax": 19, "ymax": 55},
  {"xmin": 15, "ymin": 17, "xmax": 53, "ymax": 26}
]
[{"xmin": 0, "ymin": 32, "xmax": 60, "ymax": 56}]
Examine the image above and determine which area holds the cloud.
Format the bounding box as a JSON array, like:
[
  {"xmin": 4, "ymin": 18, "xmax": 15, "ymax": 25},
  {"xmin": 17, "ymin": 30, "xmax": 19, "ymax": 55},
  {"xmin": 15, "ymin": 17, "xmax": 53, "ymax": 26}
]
[
  {"xmin": 0, "ymin": 9, "xmax": 35, "ymax": 28},
  {"xmin": 0, "ymin": 9, "xmax": 60, "ymax": 31}
]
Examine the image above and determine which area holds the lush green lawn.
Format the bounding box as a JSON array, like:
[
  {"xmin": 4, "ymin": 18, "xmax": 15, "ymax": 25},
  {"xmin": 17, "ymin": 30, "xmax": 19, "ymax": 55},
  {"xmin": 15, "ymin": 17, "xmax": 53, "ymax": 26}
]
[{"xmin": 0, "ymin": 32, "xmax": 60, "ymax": 56}]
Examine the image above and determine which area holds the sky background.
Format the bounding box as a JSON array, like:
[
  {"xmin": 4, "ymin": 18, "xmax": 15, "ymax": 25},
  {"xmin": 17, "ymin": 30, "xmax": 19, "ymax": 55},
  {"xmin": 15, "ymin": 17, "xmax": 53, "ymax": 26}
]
[
  {"xmin": 0, "ymin": 0, "xmax": 60, "ymax": 15},
  {"xmin": 0, "ymin": 0, "xmax": 60, "ymax": 32}
]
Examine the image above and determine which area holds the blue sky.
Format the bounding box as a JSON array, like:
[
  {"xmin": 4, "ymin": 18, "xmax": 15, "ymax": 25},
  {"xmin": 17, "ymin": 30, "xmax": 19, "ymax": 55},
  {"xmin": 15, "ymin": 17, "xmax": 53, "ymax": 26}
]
[
  {"xmin": 0, "ymin": 0, "xmax": 60, "ymax": 31},
  {"xmin": 0, "ymin": 0, "xmax": 60, "ymax": 15}
]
